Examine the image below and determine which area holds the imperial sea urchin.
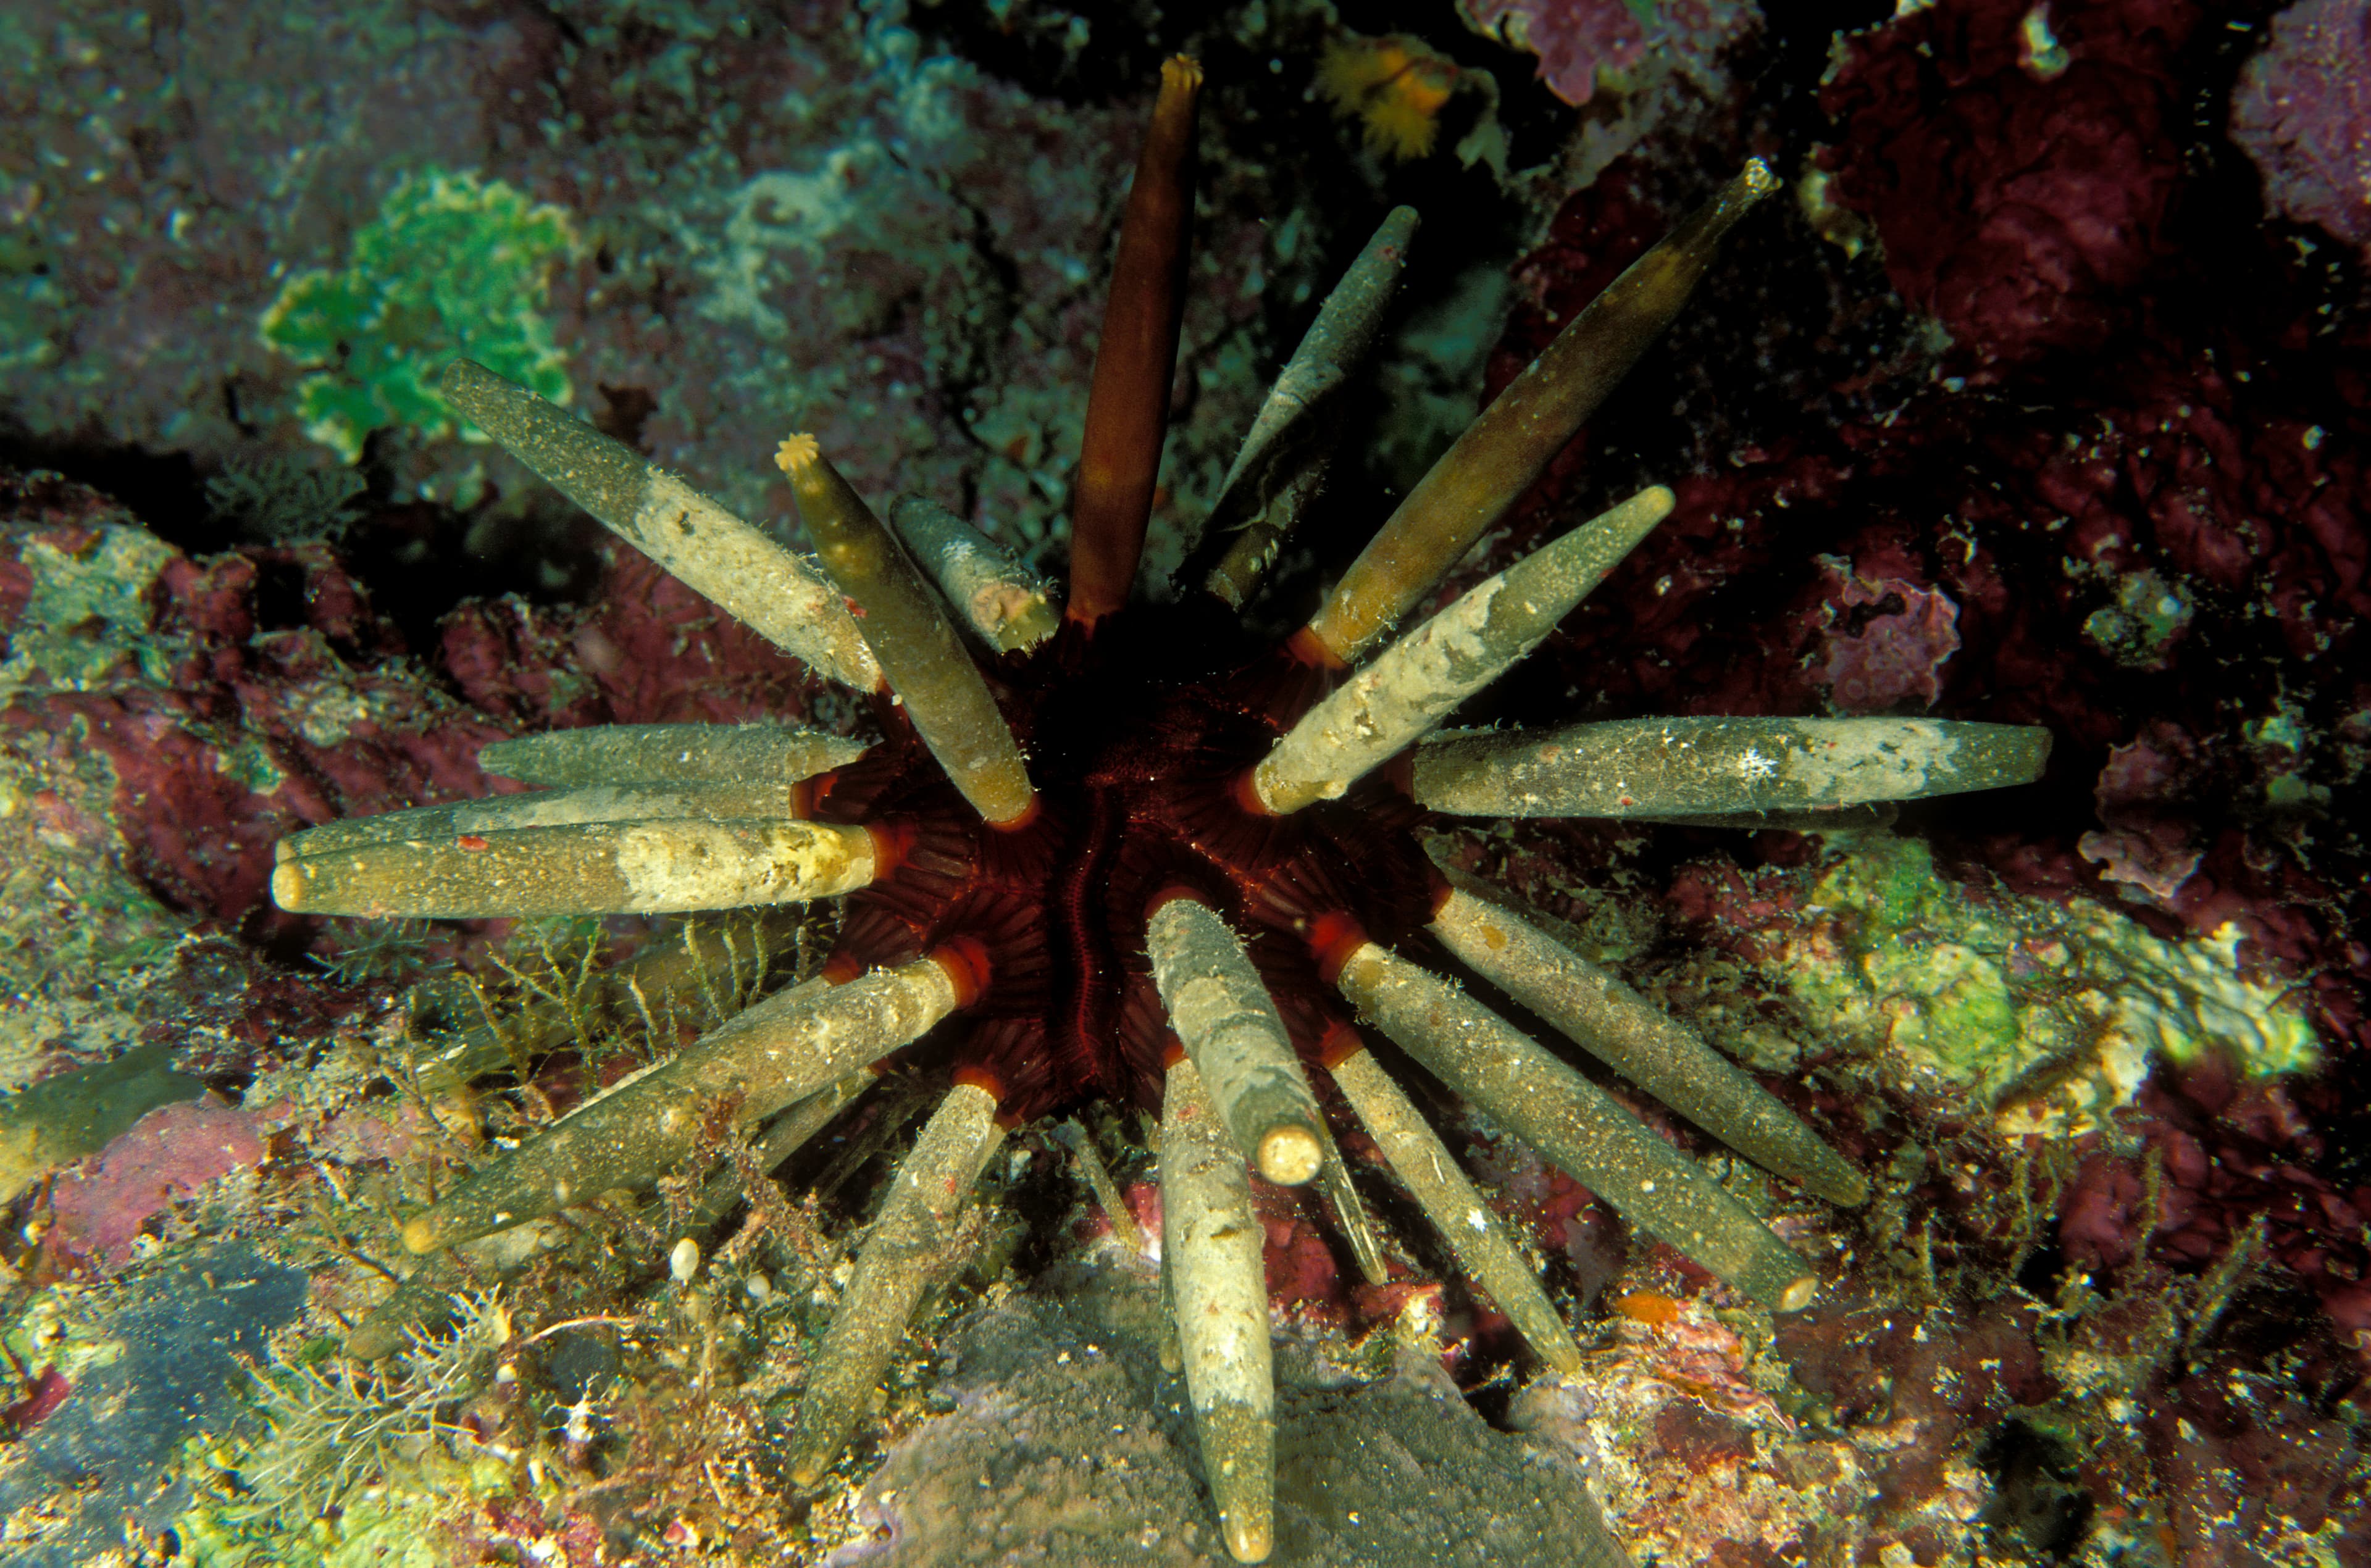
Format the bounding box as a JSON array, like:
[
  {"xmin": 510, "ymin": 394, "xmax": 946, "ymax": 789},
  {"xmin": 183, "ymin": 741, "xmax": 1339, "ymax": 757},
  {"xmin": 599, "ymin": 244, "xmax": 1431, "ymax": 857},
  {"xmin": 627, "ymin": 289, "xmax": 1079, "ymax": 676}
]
[{"xmin": 273, "ymin": 57, "xmax": 2049, "ymax": 1563}]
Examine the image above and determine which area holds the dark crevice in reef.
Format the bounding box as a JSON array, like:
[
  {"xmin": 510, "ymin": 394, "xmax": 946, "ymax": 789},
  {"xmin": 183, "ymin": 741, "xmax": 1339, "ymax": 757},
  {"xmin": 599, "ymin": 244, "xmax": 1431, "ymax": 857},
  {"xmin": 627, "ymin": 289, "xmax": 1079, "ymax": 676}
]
[
  {"xmin": 1979, "ymin": 1418, "xmax": 2096, "ymax": 1560},
  {"xmin": 0, "ymin": 419, "xmax": 610, "ymax": 655}
]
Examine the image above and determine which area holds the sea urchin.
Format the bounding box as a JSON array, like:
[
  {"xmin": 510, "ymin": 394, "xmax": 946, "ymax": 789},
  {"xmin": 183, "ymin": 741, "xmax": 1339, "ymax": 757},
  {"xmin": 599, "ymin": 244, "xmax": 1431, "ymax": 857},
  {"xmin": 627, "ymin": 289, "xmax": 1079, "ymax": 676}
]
[{"xmin": 273, "ymin": 57, "xmax": 2049, "ymax": 1563}]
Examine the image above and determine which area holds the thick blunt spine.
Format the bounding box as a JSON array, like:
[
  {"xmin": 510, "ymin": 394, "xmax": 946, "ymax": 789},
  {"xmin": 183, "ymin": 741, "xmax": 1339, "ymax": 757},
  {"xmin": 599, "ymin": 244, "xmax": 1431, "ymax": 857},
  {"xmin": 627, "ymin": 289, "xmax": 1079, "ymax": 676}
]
[
  {"xmin": 1411, "ymin": 715, "xmax": 2053, "ymax": 818},
  {"xmin": 1332, "ymin": 940, "xmax": 1817, "ymax": 1312},
  {"xmin": 1250, "ymin": 487, "xmax": 1672, "ymax": 814},
  {"xmin": 1146, "ymin": 896, "xmax": 1326, "ymax": 1185},
  {"xmin": 1328, "ymin": 1046, "xmax": 1582, "ymax": 1374},
  {"xmin": 776, "ymin": 436, "xmax": 1039, "ymax": 828},
  {"xmin": 1429, "ymin": 886, "xmax": 1868, "ymax": 1206},
  {"xmin": 438, "ymin": 360, "xmax": 879, "ymax": 691},
  {"xmin": 400, "ymin": 954, "xmax": 963, "ymax": 1253},
  {"xmin": 1066, "ymin": 56, "xmax": 1203, "ymax": 627},
  {"xmin": 789, "ymin": 1080, "xmax": 1005, "ymax": 1485},
  {"xmin": 1203, "ymin": 206, "xmax": 1420, "ymax": 609},
  {"xmin": 479, "ymin": 723, "xmax": 866, "ymax": 788},
  {"xmin": 1160, "ymin": 1057, "xmax": 1276, "ymax": 1564},
  {"xmin": 890, "ymin": 497, "xmax": 1060, "ymax": 654},
  {"xmin": 278, "ymin": 783, "xmax": 807, "ymax": 865},
  {"xmin": 272, "ymin": 817, "xmax": 879, "ymax": 918},
  {"xmin": 1300, "ymin": 162, "xmax": 1778, "ymax": 664}
]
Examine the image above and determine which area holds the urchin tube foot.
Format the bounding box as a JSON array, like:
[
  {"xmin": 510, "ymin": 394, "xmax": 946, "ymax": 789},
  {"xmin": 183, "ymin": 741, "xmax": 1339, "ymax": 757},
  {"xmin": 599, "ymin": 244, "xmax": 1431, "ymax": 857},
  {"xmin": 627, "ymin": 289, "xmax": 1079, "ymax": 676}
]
[
  {"xmin": 272, "ymin": 816, "xmax": 879, "ymax": 917},
  {"xmin": 437, "ymin": 360, "xmax": 879, "ymax": 690},
  {"xmin": 1411, "ymin": 716, "xmax": 2052, "ymax": 819},
  {"xmin": 399, "ymin": 955, "xmax": 963, "ymax": 1254},
  {"xmin": 1429, "ymin": 883, "xmax": 1868, "ymax": 1207},
  {"xmin": 1329, "ymin": 1046, "xmax": 1583, "ymax": 1374},
  {"xmin": 1332, "ymin": 941, "xmax": 1817, "ymax": 1312},
  {"xmin": 1250, "ymin": 486, "xmax": 1674, "ymax": 815},
  {"xmin": 788, "ymin": 1080, "xmax": 1005, "ymax": 1487},
  {"xmin": 1160, "ymin": 1058, "xmax": 1276, "ymax": 1564},
  {"xmin": 777, "ymin": 436, "xmax": 1039, "ymax": 827},
  {"xmin": 1300, "ymin": 161, "xmax": 1778, "ymax": 664},
  {"xmin": 1146, "ymin": 896, "xmax": 1326, "ymax": 1185}
]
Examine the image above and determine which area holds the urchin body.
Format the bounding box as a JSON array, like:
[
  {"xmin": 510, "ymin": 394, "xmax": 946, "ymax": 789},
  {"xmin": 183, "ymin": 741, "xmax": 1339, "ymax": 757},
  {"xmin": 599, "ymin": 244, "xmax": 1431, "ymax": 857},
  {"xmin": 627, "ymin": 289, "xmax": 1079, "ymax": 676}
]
[
  {"xmin": 275, "ymin": 58, "xmax": 2049, "ymax": 1564},
  {"xmin": 813, "ymin": 602, "xmax": 1437, "ymax": 1124}
]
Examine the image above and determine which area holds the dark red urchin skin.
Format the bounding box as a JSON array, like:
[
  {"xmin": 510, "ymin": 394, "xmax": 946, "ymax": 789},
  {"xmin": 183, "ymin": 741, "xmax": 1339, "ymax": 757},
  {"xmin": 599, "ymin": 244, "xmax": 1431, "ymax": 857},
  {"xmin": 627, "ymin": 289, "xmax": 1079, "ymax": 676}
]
[{"xmin": 809, "ymin": 594, "xmax": 1441, "ymax": 1123}]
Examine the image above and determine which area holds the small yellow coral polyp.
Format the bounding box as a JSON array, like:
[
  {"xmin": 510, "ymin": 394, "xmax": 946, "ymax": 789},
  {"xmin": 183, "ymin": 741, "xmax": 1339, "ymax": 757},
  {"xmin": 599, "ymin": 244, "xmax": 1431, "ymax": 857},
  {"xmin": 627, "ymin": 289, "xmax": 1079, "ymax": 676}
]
[
  {"xmin": 1317, "ymin": 36, "xmax": 1457, "ymax": 161},
  {"xmin": 773, "ymin": 433, "xmax": 822, "ymax": 475}
]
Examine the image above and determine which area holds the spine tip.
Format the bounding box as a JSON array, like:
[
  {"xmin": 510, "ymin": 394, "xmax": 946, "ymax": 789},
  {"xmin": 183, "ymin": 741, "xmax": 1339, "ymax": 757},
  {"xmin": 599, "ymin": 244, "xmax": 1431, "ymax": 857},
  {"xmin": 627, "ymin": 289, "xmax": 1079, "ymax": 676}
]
[{"xmin": 774, "ymin": 433, "xmax": 822, "ymax": 475}]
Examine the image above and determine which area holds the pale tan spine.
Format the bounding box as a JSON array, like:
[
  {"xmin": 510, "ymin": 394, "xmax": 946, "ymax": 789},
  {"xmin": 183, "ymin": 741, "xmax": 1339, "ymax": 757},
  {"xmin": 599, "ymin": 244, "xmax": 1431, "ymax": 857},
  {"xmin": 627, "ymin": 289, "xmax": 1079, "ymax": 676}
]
[
  {"xmin": 401, "ymin": 956, "xmax": 960, "ymax": 1253},
  {"xmin": 272, "ymin": 817, "xmax": 877, "ymax": 918},
  {"xmin": 890, "ymin": 496, "xmax": 1061, "ymax": 654},
  {"xmin": 1332, "ymin": 940, "xmax": 1817, "ymax": 1312},
  {"xmin": 1160, "ymin": 1057, "xmax": 1276, "ymax": 1564},
  {"xmin": 278, "ymin": 782, "xmax": 805, "ymax": 866},
  {"xmin": 1203, "ymin": 206, "xmax": 1419, "ymax": 609},
  {"xmin": 1329, "ymin": 1046, "xmax": 1582, "ymax": 1374},
  {"xmin": 1251, "ymin": 487, "xmax": 1672, "ymax": 814},
  {"xmin": 789, "ymin": 1080, "xmax": 1005, "ymax": 1485},
  {"xmin": 438, "ymin": 360, "xmax": 879, "ymax": 690},
  {"xmin": 1411, "ymin": 715, "xmax": 2052, "ymax": 819},
  {"xmin": 1431, "ymin": 885, "xmax": 1868, "ymax": 1206},
  {"xmin": 479, "ymin": 722, "xmax": 866, "ymax": 788},
  {"xmin": 1146, "ymin": 896, "xmax": 1325, "ymax": 1185}
]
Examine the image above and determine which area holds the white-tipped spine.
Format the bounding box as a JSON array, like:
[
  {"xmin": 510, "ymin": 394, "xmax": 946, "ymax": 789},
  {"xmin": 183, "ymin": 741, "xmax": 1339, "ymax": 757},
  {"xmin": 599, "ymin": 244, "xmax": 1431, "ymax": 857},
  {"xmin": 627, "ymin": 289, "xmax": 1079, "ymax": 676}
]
[{"xmin": 1146, "ymin": 896, "xmax": 1326, "ymax": 1185}]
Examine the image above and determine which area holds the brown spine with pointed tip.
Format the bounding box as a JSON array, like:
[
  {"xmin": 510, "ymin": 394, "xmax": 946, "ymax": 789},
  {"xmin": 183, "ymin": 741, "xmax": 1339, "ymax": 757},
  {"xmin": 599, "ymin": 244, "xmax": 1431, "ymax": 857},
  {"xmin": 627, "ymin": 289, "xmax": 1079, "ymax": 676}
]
[
  {"xmin": 777, "ymin": 436, "xmax": 1039, "ymax": 828},
  {"xmin": 1066, "ymin": 56, "xmax": 1202, "ymax": 627},
  {"xmin": 1302, "ymin": 161, "xmax": 1778, "ymax": 664}
]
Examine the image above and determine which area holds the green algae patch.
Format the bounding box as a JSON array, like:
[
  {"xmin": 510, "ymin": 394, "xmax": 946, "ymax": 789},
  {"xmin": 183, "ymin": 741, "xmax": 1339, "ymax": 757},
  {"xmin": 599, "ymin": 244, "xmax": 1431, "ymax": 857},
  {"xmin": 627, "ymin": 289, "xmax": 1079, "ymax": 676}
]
[
  {"xmin": 177, "ymin": 1442, "xmax": 517, "ymax": 1568},
  {"xmin": 1747, "ymin": 835, "xmax": 2316, "ymax": 1135},
  {"xmin": 0, "ymin": 1045, "xmax": 201, "ymax": 1207},
  {"xmin": 261, "ymin": 170, "xmax": 580, "ymax": 462}
]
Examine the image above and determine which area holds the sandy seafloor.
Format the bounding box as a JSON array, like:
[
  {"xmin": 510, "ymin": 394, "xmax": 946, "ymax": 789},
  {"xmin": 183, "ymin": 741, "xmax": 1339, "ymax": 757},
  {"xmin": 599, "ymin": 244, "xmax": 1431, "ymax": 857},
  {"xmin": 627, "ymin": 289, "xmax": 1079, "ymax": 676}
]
[{"xmin": 0, "ymin": 1, "xmax": 2367, "ymax": 1564}]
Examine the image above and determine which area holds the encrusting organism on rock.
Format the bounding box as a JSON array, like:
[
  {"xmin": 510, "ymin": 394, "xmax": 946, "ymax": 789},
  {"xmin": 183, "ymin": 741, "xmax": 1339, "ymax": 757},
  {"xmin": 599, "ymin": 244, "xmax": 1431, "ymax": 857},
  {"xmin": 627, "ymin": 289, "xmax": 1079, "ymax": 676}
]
[{"xmin": 274, "ymin": 56, "xmax": 2049, "ymax": 1564}]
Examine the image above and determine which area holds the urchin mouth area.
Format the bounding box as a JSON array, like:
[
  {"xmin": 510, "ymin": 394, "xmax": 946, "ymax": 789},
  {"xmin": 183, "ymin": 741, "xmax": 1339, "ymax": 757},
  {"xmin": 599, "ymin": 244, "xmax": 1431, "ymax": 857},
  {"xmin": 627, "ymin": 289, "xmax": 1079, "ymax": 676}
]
[{"xmin": 813, "ymin": 601, "xmax": 1442, "ymax": 1124}]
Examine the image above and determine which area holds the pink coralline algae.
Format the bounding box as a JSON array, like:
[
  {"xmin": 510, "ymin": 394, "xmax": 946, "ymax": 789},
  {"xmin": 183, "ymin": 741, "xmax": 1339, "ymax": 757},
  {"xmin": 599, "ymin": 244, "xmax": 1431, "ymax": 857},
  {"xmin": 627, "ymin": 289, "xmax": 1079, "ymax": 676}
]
[
  {"xmin": 1449, "ymin": 0, "xmax": 2369, "ymax": 1382},
  {"xmin": 1810, "ymin": 558, "xmax": 1963, "ymax": 712},
  {"xmin": 45, "ymin": 1099, "xmax": 264, "ymax": 1267},
  {"xmin": 1457, "ymin": 0, "xmax": 1757, "ymax": 106},
  {"xmin": 2077, "ymin": 718, "xmax": 2208, "ymax": 905},
  {"xmin": 0, "ymin": 470, "xmax": 836, "ymax": 956},
  {"xmin": 2230, "ymin": 0, "xmax": 2371, "ymax": 254},
  {"xmin": 1817, "ymin": 0, "xmax": 2199, "ymax": 369}
]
